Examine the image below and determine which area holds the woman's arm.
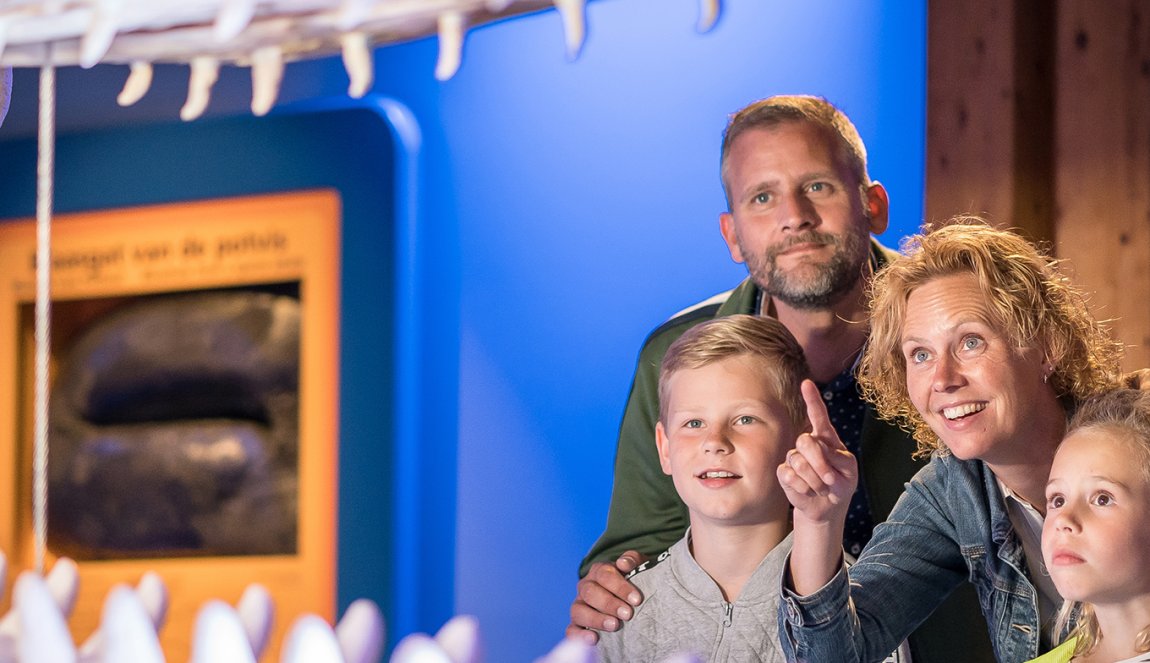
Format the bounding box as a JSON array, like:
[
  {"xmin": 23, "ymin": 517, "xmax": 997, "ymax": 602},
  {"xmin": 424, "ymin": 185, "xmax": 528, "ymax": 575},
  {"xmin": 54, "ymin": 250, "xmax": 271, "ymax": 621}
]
[{"xmin": 778, "ymin": 457, "xmax": 972, "ymax": 663}]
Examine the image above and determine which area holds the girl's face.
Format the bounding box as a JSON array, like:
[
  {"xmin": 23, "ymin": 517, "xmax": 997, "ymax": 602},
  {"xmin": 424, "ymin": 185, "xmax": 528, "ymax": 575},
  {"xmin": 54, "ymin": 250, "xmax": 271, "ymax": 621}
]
[{"xmin": 1043, "ymin": 428, "xmax": 1150, "ymax": 605}]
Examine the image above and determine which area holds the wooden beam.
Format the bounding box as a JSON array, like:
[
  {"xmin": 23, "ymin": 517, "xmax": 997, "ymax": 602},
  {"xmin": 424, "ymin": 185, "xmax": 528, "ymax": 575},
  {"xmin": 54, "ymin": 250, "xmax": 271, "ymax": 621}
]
[
  {"xmin": 925, "ymin": 0, "xmax": 1055, "ymax": 244},
  {"xmin": 1053, "ymin": 0, "xmax": 1150, "ymax": 371}
]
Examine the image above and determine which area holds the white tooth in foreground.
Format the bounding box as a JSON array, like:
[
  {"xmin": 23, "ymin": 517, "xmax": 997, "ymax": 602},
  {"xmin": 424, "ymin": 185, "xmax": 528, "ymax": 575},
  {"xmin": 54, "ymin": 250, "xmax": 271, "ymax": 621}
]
[
  {"xmin": 435, "ymin": 11, "xmax": 465, "ymax": 81},
  {"xmin": 181, "ymin": 57, "xmax": 219, "ymax": 122},
  {"xmin": 697, "ymin": 0, "xmax": 719, "ymax": 32},
  {"xmin": 943, "ymin": 403, "xmax": 986, "ymax": 420},
  {"xmin": 250, "ymin": 45, "xmax": 283, "ymax": 116},
  {"xmin": 214, "ymin": 0, "xmax": 257, "ymax": 42},
  {"xmin": 554, "ymin": 0, "xmax": 586, "ymax": 60},
  {"xmin": 341, "ymin": 32, "xmax": 373, "ymax": 97},
  {"xmin": 80, "ymin": 0, "xmax": 123, "ymax": 68},
  {"xmin": 117, "ymin": 61, "xmax": 153, "ymax": 106},
  {"xmin": 236, "ymin": 583, "xmax": 274, "ymax": 657}
]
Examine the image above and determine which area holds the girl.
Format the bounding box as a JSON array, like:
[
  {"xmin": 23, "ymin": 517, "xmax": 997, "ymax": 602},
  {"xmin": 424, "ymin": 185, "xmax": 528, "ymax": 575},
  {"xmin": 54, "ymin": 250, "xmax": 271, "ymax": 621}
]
[{"xmin": 1034, "ymin": 388, "xmax": 1150, "ymax": 663}]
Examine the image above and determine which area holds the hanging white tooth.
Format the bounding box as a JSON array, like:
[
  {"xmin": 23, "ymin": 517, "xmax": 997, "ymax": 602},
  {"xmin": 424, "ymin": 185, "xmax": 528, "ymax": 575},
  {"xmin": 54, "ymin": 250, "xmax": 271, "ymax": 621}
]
[
  {"xmin": 250, "ymin": 45, "xmax": 283, "ymax": 116},
  {"xmin": 181, "ymin": 56, "xmax": 219, "ymax": 122},
  {"xmin": 435, "ymin": 11, "xmax": 465, "ymax": 81},
  {"xmin": 214, "ymin": 0, "xmax": 257, "ymax": 42},
  {"xmin": 80, "ymin": 0, "xmax": 123, "ymax": 68},
  {"xmin": 336, "ymin": 0, "xmax": 374, "ymax": 30},
  {"xmin": 553, "ymin": 0, "xmax": 586, "ymax": 60},
  {"xmin": 117, "ymin": 61, "xmax": 153, "ymax": 106},
  {"xmin": 341, "ymin": 31, "xmax": 373, "ymax": 98},
  {"xmin": 485, "ymin": 0, "xmax": 513, "ymax": 10},
  {"xmin": 697, "ymin": 0, "xmax": 719, "ymax": 32}
]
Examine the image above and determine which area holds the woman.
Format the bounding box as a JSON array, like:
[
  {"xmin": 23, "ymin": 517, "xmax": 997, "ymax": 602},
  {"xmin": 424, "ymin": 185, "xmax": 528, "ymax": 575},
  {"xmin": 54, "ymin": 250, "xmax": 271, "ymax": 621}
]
[{"xmin": 776, "ymin": 218, "xmax": 1122, "ymax": 663}]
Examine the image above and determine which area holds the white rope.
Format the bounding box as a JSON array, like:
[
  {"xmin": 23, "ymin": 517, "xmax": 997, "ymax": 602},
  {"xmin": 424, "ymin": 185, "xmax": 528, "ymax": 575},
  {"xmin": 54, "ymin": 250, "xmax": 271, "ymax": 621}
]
[{"xmin": 33, "ymin": 50, "xmax": 56, "ymax": 575}]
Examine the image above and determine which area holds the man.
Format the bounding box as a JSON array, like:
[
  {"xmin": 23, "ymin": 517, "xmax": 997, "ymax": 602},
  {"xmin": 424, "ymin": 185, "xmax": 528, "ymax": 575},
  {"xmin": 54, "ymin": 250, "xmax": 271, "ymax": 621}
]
[{"xmin": 569, "ymin": 95, "xmax": 994, "ymax": 663}]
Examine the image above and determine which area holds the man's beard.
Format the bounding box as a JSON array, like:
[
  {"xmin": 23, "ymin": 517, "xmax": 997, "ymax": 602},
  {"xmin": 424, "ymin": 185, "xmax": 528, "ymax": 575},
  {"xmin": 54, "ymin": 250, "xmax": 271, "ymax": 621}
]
[{"xmin": 744, "ymin": 229, "xmax": 869, "ymax": 310}]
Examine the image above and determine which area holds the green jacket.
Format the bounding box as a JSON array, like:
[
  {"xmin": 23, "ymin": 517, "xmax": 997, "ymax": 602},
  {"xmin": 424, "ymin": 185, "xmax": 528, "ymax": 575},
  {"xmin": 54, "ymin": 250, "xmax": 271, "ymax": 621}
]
[{"xmin": 581, "ymin": 240, "xmax": 995, "ymax": 663}]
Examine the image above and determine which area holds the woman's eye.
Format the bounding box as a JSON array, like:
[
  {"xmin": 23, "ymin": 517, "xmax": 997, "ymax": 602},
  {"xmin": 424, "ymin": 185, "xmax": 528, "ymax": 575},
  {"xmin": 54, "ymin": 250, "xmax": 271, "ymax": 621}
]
[
  {"xmin": 909, "ymin": 349, "xmax": 929, "ymax": 364},
  {"xmin": 962, "ymin": 336, "xmax": 984, "ymax": 351}
]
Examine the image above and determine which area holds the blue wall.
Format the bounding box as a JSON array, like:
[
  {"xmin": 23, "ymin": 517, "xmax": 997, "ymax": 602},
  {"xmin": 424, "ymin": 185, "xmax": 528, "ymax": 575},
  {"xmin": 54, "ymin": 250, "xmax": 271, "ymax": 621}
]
[
  {"xmin": 422, "ymin": 2, "xmax": 926, "ymax": 660},
  {"xmin": 0, "ymin": 1, "xmax": 926, "ymax": 660}
]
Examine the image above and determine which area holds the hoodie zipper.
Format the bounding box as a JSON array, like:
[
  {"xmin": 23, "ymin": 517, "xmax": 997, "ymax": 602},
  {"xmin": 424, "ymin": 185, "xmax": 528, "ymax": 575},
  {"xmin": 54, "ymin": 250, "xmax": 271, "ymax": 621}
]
[{"xmin": 723, "ymin": 601, "xmax": 733, "ymax": 627}]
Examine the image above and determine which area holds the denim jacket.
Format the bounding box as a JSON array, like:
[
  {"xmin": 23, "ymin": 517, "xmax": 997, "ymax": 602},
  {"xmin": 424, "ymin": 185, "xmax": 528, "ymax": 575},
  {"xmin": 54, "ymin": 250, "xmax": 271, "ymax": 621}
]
[{"xmin": 778, "ymin": 453, "xmax": 1053, "ymax": 663}]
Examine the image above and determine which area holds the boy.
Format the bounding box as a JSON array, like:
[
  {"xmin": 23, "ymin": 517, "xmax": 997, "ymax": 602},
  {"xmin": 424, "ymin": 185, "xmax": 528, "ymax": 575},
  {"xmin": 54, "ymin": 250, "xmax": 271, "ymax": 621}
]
[{"xmin": 596, "ymin": 314, "xmax": 808, "ymax": 662}]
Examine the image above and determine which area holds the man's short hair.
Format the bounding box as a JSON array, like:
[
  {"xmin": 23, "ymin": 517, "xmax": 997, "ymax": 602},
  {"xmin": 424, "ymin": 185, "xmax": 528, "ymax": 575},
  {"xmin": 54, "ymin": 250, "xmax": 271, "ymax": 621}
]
[
  {"xmin": 859, "ymin": 216, "xmax": 1123, "ymax": 456},
  {"xmin": 719, "ymin": 95, "xmax": 871, "ymax": 209},
  {"xmin": 658, "ymin": 314, "xmax": 811, "ymax": 429}
]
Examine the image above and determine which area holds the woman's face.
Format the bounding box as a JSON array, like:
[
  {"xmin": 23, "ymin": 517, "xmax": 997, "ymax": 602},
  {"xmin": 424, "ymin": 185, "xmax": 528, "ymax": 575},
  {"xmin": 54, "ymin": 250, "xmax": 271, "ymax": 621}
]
[{"xmin": 900, "ymin": 272, "xmax": 1062, "ymax": 465}]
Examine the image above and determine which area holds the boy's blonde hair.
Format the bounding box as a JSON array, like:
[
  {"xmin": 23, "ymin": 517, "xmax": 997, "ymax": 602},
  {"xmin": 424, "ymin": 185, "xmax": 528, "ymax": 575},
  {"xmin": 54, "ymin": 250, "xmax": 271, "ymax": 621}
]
[
  {"xmin": 859, "ymin": 217, "xmax": 1122, "ymax": 457},
  {"xmin": 1054, "ymin": 388, "xmax": 1150, "ymax": 656},
  {"xmin": 658, "ymin": 315, "xmax": 810, "ymax": 429}
]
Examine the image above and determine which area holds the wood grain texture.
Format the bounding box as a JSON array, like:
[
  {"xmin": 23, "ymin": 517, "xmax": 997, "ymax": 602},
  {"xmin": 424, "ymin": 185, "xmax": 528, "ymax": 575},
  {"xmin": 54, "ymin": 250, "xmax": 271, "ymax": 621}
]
[{"xmin": 1053, "ymin": 0, "xmax": 1150, "ymax": 371}]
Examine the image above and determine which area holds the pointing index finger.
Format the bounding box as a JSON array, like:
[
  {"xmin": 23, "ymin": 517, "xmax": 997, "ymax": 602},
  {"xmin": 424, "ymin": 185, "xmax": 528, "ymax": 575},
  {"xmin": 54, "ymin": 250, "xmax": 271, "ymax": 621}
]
[{"xmin": 800, "ymin": 379, "xmax": 846, "ymax": 451}]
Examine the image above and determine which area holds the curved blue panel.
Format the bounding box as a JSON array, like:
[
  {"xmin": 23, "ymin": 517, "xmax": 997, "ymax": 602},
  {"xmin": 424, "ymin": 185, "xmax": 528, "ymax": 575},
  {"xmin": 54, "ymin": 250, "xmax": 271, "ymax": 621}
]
[{"xmin": 0, "ymin": 97, "xmax": 452, "ymax": 651}]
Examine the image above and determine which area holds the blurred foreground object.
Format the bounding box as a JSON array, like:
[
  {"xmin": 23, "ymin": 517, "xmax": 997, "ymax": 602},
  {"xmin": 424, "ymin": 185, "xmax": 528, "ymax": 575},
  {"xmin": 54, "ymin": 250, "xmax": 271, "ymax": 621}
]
[{"xmin": 0, "ymin": 0, "xmax": 722, "ymax": 118}]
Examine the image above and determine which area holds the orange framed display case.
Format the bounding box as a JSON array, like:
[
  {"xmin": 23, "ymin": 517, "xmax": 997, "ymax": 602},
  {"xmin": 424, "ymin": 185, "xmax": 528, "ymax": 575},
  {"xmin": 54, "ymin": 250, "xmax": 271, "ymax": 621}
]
[{"xmin": 0, "ymin": 189, "xmax": 340, "ymax": 660}]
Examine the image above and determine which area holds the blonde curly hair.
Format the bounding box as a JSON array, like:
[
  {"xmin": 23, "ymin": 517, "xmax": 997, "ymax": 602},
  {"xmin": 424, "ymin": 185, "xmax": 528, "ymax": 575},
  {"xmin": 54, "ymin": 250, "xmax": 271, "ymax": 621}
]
[{"xmin": 858, "ymin": 217, "xmax": 1122, "ymax": 456}]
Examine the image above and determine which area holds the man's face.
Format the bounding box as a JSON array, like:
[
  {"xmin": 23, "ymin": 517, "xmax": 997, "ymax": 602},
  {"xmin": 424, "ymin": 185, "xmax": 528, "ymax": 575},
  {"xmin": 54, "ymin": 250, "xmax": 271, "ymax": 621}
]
[{"xmin": 719, "ymin": 121, "xmax": 885, "ymax": 310}]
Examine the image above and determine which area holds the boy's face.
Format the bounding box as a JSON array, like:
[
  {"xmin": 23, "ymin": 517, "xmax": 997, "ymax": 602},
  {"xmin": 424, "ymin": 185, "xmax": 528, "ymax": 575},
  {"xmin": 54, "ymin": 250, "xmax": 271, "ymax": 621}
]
[
  {"xmin": 656, "ymin": 354, "xmax": 799, "ymax": 528},
  {"xmin": 1042, "ymin": 427, "xmax": 1150, "ymax": 606}
]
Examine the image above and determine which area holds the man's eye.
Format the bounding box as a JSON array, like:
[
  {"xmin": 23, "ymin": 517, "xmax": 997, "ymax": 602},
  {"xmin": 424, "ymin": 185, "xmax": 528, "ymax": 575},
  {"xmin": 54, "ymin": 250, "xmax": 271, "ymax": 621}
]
[
  {"xmin": 753, "ymin": 192, "xmax": 770, "ymax": 204},
  {"xmin": 807, "ymin": 182, "xmax": 832, "ymax": 194}
]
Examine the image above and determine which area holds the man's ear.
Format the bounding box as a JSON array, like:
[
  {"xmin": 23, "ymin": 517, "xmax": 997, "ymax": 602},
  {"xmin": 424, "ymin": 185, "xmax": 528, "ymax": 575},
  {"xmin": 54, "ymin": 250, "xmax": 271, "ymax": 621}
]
[
  {"xmin": 864, "ymin": 182, "xmax": 890, "ymax": 235},
  {"xmin": 655, "ymin": 421, "xmax": 673, "ymax": 476},
  {"xmin": 719, "ymin": 212, "xmax": 745, "ymax": 264}
]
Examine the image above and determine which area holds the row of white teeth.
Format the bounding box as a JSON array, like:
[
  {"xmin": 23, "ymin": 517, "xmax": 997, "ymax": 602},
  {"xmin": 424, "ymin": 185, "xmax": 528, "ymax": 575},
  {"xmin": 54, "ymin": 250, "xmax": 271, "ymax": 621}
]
[
  {"xmin": 0, "ymin": 0, "xmax": 721, "ymax": 121},
  {"xmin": 943, "ymin": 402, "xmax": 985, "ymax": 420},
  {"xmin": 700, "ymin": 471, "xmax": 737, "ymax": 479}
]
